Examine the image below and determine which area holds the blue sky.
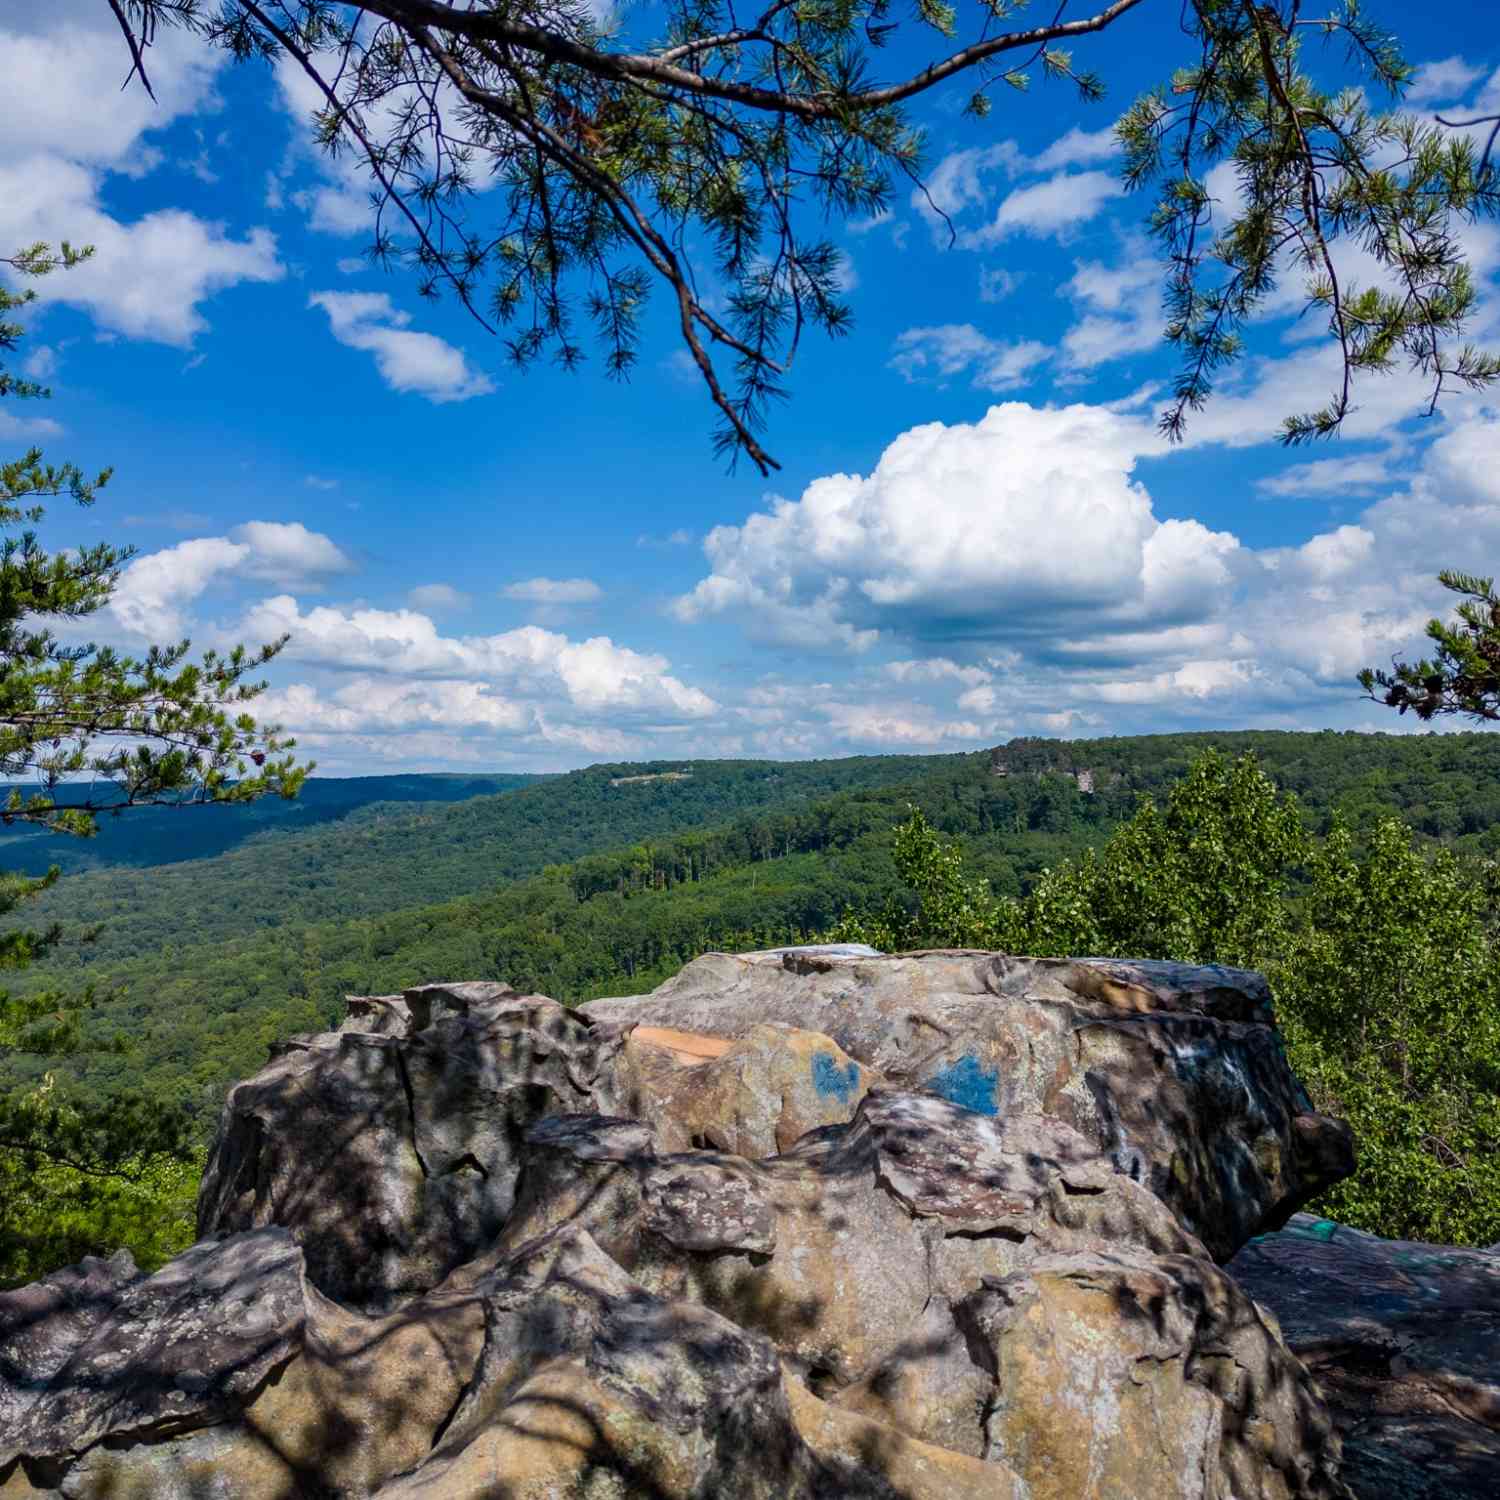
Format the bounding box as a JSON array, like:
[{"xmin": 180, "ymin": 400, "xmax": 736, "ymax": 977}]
[{"xmin": 3, "ymin": 1, "xmax": 1499, "ymax": 773}]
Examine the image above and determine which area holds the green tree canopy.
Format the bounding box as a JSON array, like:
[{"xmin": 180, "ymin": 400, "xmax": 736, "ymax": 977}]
[
  {"xmin": 1278, "ymin": 814, "xmax": 1500, "ymax": 1243},
  {"xmin": 107, "ymin": 0, "xmax": 1500, "ymax": 470}
]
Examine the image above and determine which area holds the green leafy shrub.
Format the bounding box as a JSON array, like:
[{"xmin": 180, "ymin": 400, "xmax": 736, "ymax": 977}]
[
  {"xmin": 825, "ymin": 808, "xmax": 1008, "ymax": 952},
  {"xmin": 1273, "ymin": 819, "xmax": 1500, "ymax": 1244}
]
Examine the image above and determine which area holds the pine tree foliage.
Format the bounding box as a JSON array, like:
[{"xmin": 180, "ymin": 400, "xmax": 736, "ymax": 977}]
[
  {"xmin": 1360, "ymin": 570, "xmax": 1500, "ymax": 723},
  {"xmin": 0, "ymin": 248, "xmax": 307, "ymax": 835},
  {"xmin": 105, "ymin": 0, "xmax": 1499, "ymax": 471},
  {"xmin": 1117, "ymin": 1, "xmax": 1500, "ymax": 443}
]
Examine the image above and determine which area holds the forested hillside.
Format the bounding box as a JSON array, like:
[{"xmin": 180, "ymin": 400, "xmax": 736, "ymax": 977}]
[
  {"xmin": 25, "ymin": 728, "xmax": 1500, "ymax": 978},
  {"xmin": 20, "ymin": 755, "xmax": 953, "ymax": 974},
  {"xmin": 14, "ymin": 729, "xmax": 1500, "ymax": 1145},
  {"xmin": 990, "ymin": 729, "xmax": 1500, "ymax": 843}
]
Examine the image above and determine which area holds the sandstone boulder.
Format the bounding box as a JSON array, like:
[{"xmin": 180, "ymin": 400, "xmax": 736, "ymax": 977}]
[
  {"xmin": 376, "ymin": 1221, "xmax": 1023, "ymax": 1499},
  {"xmin": 376, "ymin": 1228, "xmax": 843, "ymax": 1500},
  {"xmin": 0, "ymin": 1248, "xmax": 141, "ymax": 1471},
  {"xmin": 634, "ymin": 1091, "xmax": 1208, "ymax": 1385},
  {"xmin": 0, "ymin": 1227, "xmax": 489, "ymax": 1500},
  {"xmin": 1, "ymin": 949, "xmax": 1379, "ymax": 1500},
  {"xmin": 467, "ymin": 1087, "xmax": 1346, "ymax": 1499},
  {"xmin": 0, "ymin": 1230, "xmax": 305, "ymax": 1470},
  {"xmin": 1229, "ymin": 1213, "xmax": 1500, "ymax": 1500},
  {"xmin": 585, "ymin": 949, "xmax": 1356, "ymax": 1260},
  {"xmin": 967, "ymin": 1250, "xmax": 1344, "ymax": 1500}
]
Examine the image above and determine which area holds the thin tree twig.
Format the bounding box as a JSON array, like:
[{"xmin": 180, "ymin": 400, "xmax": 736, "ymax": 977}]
[{"xmin": 106, "ymin": 0, "xmax": 159, "ymax": 101}]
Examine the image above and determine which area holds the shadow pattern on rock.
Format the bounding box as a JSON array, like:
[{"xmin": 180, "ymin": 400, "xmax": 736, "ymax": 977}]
[
  {"xmin": 585, "ymin": 950, "xmax": 1356, "ymax": 1261},
  {"xmin": 196, "ymin": 983, "xmax": 630, "ymax": 1311}
]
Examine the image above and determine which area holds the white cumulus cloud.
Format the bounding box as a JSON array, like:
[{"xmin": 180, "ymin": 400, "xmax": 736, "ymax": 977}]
[
  {"xmin": 109, "ymin": 522, "xmax": 356, "ymax": 638},
  {"xmin": 675, "ymin": 402, "xmax": 1225, "ymax": 654},
  {"xmin": 0, "ymin": 8, "xmax": 283, "ymax": 346},
  {"xmin": 675, "ymin": 399, "xmax": 1500, "ymax": 730},
  {"xmin": 231, "ymin": 521, "xmax": 356, "ymax": 582},
  {"xmin": 234, "ymin": 598, "xmax": 717, "ymax": 719}
]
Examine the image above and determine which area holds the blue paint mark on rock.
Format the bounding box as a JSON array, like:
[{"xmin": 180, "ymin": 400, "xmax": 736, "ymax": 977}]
[
  {"xmin": 811, "ymin": 1051, "xmax": 861, "ymax": 1104},
  {"xmin": 927, "ymin": 1054, "xmax": 1000, "ymax": 1116}
]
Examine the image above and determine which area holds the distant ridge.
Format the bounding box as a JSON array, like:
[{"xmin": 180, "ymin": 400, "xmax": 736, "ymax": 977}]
[{"xmin": 0, "ymin": 772, "xmax": 545, "ymax": 875}]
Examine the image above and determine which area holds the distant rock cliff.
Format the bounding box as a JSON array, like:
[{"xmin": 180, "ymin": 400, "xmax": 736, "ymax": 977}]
[
  {"xmin": 2, "ymin": 949, "xmax": 1496, "ymax": 1498},
  {"xmin": 988, "ymin": 738, "xmax": 1101, "ymax": 792}
]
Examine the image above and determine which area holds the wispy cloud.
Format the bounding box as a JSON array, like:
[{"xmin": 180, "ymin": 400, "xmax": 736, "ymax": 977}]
[
  {"xmin": 309, "ymin": 291, "xmax": 495, "ymax": 404},
  {"xmin": 965, "ymin": 170, "xmax": 1123, "ymax": 247},
  {"xmin": 121, "ymin": 509, "xmax": 213, "ymax": 531},
  {"xmin": 502, "ymin": 577, "xmax": 604, "ymax": 604},
  {"xmin": 978, "ymin": 267, "xmax": 1023, "ymax": 303},
  {"xmin": 1406, "ymin": 55, "xmax": 1488, "ymax": 106},
  {"xmin": 889, "ymin": 324, "xmax": 1049, "ymax": 391},
  {"xmin": 407, "ymin": 582, "xmax": 471, "ymax": 612}
]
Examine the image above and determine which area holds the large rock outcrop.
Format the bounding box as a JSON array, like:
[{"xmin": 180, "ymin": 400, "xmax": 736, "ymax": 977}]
[
  {"xmin": 5, "ymin": 947, "xmax": 1488, "ymax": 1499},
  {"xmin": 0, "ymin": 1230, "xmax": 306, "ymax": 1473}
]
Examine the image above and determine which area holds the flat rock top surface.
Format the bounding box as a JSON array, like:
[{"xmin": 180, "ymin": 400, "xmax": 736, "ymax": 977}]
[{"xmin": 582, "ymin": 949, "xmax": 1280, "ymax": 1033}]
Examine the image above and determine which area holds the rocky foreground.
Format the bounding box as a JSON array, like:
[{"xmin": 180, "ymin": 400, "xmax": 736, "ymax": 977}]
[{"xmin": 1, "ymin": 948, "xmax": 1496, "ymax": 1498}]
